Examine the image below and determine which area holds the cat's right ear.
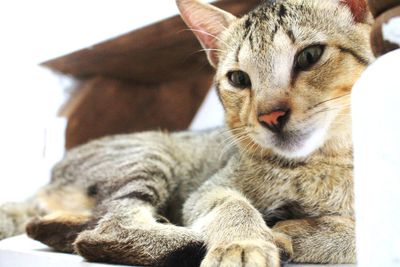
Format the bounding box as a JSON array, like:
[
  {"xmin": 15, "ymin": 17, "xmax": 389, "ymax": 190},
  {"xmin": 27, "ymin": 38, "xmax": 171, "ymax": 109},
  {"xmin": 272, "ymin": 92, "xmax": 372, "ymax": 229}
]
[{"xmin": 176, "ymin": 0, "xmax": 237, "ymax": 67}]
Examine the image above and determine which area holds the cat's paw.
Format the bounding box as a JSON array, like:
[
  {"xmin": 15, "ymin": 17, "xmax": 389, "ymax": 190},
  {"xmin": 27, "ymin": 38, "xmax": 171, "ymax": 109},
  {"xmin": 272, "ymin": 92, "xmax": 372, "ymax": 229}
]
[
  {"xmin": 26, "ymin": 212, "xmax": 92, "ymax": 253},
  {"xmin": 74, "ymin": 221, "xmax": 205, "ymax": 267},
  {"xmin": 200, "ymin": 240, "xmax": 280, "ymax": 267}
]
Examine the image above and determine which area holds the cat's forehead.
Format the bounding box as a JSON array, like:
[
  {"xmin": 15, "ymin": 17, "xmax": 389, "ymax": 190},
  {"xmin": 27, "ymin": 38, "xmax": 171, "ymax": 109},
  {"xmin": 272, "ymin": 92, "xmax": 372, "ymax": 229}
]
[{"xmin": 228, "ymin": 0, "xmax": 353, "ymax": 47}]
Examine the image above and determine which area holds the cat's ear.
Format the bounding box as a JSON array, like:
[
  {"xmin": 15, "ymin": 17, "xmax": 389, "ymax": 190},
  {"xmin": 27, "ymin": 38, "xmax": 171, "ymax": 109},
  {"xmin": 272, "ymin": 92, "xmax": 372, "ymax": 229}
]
[
  {"xmin": 176, "ymin": 0, "xmax": 237, "ymax": 67},
  {"xmin": 339, "ymin": 0, "xmax": 368, "ymax": 23}
]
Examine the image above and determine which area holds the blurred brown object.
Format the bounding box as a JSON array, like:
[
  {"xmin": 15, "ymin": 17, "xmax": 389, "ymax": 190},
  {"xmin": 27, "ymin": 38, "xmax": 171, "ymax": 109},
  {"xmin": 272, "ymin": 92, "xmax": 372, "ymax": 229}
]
[
  {"xmin": 368, "ymin": 0, "xmax": 400, "ymax": 57},
  {"xmin": 368, "ymin": 0, "xmax": 400, "ymax": 17},
  {"xmin": 42, "ymin": 0, "xmax": 261, "ymax": 149}
]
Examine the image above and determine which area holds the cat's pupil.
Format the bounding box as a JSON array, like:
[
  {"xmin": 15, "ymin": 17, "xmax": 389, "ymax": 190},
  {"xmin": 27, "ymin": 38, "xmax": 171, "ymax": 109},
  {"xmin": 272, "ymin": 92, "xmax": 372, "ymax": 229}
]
[
  {"xmin": 306, "ymin": 52, "xmax": 314, "ymax": 64},
  {"xmin": 237, "ymin": 73, "xmax": 246, "ymax": 85}
]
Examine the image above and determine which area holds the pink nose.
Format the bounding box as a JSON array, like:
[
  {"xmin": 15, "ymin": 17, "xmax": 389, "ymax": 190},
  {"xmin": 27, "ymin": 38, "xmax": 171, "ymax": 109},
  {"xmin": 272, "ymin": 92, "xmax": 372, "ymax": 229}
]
[{"xmin": 258, "ymin": 109, "xmax": 290, "ymax": 133}]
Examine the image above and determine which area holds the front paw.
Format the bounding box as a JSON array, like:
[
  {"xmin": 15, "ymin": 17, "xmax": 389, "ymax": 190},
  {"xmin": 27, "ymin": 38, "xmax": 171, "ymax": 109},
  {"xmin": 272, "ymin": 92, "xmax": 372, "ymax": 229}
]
[{"xmin": 201, "ymin": 240, "xmax": 280, "ymax": 267}]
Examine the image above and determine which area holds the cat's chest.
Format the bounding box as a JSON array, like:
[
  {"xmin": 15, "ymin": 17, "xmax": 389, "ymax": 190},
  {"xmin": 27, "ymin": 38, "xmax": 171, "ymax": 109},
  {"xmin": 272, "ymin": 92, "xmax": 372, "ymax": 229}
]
[
  {"xmin": 233, "ymin": 158, "xmax": 354, "ymax": 223},
  {"xmin": 234, "ymin": 164, "xmax": 295, "ymax": 210}
]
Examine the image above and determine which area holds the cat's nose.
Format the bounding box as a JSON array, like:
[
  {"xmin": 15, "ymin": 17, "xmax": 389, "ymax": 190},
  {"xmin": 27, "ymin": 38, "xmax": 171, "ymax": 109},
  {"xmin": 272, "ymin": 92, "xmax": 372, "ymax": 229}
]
[{"xmin": 258, "ymin": 108, "xmax": 291, "ymax": 133}]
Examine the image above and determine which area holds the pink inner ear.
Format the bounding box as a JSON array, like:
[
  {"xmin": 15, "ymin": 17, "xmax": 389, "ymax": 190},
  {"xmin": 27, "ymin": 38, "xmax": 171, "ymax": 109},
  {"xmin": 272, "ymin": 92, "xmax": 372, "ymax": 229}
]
[
  {"xmin": 194, "ymin": 23, "xmax": 218, "ymax": 50},
  {"xmin": 340, "ymin": 0, "xmax": 368, "ymax": 23},
  {"xmin": 180, "ymin": 9, "xmax": 214, "ymax": 49},
  {"xmin": 179, "ymin": 8, "xmax": 222, "ymax": 66}
]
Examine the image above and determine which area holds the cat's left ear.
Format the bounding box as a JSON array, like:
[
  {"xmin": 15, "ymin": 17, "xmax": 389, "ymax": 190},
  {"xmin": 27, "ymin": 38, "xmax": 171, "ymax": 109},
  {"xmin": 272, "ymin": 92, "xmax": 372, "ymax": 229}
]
[
  {"xmin": 339, "ymin": 0, "xmax": 369, "ymax": 23},
  {"xmin": 176, "ymin": 0, "xmax": 237, "ymax": 67}
]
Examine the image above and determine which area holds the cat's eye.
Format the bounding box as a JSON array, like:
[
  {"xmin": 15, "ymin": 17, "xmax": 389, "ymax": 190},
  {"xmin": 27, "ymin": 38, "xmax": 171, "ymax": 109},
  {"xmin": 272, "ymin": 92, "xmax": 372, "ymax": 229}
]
[
  {"xmin": 295, "ymin": 45, "xmax": 325, "ymax": 70},
  {"xmin": 227, "ymin": 70, "xmax": 252, "ymax": 89}
]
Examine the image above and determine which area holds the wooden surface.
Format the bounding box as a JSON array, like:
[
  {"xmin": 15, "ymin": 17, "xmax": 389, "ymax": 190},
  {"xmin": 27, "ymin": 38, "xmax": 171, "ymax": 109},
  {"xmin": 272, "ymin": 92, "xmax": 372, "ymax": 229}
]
[
  {"xmin": 368, "ymin": 0, "xmax": 400, "ymax": 57},
  {"xmin": 370, "ymin": 6, "xmax": 400, "ymax": 57},
  {"xmin": 368, "ymin": 0, "xmax": 400, "ymax": 17},
  {"xmin": 64, "ymin": 74, "xmax": 213, "ymax": 149}
]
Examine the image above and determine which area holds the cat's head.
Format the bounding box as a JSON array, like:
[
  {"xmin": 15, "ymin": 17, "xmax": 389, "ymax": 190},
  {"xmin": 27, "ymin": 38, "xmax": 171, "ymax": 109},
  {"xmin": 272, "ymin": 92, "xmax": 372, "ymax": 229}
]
[{"xmin": 177, "ymin": 0, "xmax": 374, "ymax": 159}]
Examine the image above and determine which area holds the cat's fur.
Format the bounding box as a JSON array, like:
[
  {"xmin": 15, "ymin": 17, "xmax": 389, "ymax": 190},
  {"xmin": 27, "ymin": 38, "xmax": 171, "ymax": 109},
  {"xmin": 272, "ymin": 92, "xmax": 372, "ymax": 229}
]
[{"xmin": 0, "ymin": 0, "xmax": 374, "ymax": 266}]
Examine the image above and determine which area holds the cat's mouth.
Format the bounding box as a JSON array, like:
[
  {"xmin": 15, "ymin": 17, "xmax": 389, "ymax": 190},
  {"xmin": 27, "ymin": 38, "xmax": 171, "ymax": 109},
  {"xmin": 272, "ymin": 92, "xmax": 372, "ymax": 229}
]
[{"xmin": 251, "ymin": 125, "xmax": 328, "ymax": 158}]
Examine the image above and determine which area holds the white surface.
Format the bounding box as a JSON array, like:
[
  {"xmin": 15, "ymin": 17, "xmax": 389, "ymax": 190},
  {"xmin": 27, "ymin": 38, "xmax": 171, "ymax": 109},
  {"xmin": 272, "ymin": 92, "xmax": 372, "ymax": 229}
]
[
  {"xmin": 0, "ymin": 235, "xmax": 354, "ymax": 267},
  {"xmin": 0, "ymin": 235, "xmax": 133, "ymax": 267},
  {"xmin": 352, "ymin": 49, "xmax": 400, "ymax": 267},
  {"xmin": 190, "ymin": 87, "xmax": 224, "ymax": 130}
]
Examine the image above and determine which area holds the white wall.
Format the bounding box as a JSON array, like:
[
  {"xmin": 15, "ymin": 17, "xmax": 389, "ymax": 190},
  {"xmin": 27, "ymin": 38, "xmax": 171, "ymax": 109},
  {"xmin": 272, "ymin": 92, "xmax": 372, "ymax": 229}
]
[{"xmin": 0, "ymin": 0, "xmax": 221, "ymax": 203}]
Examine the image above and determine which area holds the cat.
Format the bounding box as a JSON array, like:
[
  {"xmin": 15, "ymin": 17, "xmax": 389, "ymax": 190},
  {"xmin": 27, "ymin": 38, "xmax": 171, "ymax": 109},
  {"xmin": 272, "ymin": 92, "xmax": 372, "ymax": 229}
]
[{"xmin": 0, "ymin": 0, "xmax": 374, "ymax": 266}]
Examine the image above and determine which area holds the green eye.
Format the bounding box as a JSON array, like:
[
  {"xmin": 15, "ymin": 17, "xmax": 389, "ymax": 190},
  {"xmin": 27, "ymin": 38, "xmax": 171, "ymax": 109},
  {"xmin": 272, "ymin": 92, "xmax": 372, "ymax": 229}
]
[
  {"xmin": 296, "ymin": 45, "xmax": 325, "ymax": 70},
  {"xmin": 227, "ymin": 70, "xmax": 252, "ymax": 89}
]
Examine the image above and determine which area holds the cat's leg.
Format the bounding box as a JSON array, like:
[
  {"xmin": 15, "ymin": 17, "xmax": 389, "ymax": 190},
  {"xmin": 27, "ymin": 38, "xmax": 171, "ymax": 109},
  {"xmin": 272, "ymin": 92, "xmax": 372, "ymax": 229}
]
[
  {"xmin": 58, "ymin": 136, "xmax": 206, "ymax": 266},
  {"xmin": 184, "ymin": 185, "xmax": 288, "ymax": 267},
  {"xmin": 273, "ymin": 216, "xmax": 356, "ymax": 264},
  {"xmin": 26, "ymin": 211, "xmax": 93, "ymax": 252}
]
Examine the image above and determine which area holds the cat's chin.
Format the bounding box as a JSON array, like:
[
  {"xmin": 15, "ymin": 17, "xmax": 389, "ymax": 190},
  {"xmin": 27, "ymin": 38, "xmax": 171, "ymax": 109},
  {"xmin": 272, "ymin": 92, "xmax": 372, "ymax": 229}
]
[{"xmin": 252, "ymin": 126, "xmax": 328, "ymax": 159}]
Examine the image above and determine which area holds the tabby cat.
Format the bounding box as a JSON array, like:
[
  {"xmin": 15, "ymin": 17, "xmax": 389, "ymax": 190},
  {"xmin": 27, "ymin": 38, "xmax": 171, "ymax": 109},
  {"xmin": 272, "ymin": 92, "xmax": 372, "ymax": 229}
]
[{"xmin": 0, "ymin": 0, "xmax": 374, "ymax": 266}]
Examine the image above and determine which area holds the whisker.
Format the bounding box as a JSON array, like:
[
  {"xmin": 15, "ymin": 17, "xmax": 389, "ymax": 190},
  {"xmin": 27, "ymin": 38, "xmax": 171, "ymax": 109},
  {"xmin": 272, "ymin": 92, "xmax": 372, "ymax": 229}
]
[
  {"xmin": 240, "ymin": 134, "xmax": 257, "ymax": 161},
  {"xmin": 181, "ymin": 28, "xmax": 230, "ymax": 47},
  {"xmin": 189, "ymin": 48, "xmax": 226, "ymax": 57},
  {"xmin": 199, "ymin": 48, "xmax": 225, "ymax": 53},
  {"xmin": 217, "ymin": 127, "xmax": 248, "ymax": 161},
  {"xmin": 310, "ymin": 104, "xmax": 352, "ymax": 116},
  {"xmin": 308, "ymin": 93, "xmax": 351, "ymax": 110},
  {"xmin": 249, "ymin": 141, "xmax": 259, "ymax": 162},
  {"xmin": 239, "ymin": 141, "xmax": 251, "ymax": 161}
]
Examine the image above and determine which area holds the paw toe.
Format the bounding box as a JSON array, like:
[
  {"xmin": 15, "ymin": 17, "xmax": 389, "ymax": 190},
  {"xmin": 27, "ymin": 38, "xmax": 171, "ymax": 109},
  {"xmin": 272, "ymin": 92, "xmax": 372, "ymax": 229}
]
[
  {"xmin": 201, "ymin": 241, "xmax": 280, "ymax": 267},
  {"xmin": 219, "ymin": 245, "xmax": 244, "ymax": 267}
]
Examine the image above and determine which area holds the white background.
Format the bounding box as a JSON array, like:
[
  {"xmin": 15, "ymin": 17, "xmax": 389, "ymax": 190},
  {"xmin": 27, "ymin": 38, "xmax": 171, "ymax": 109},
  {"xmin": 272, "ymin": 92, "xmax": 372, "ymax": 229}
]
[{"xmin": 0, "ymin": 0, "xmax": 222, "ymax": 203}]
